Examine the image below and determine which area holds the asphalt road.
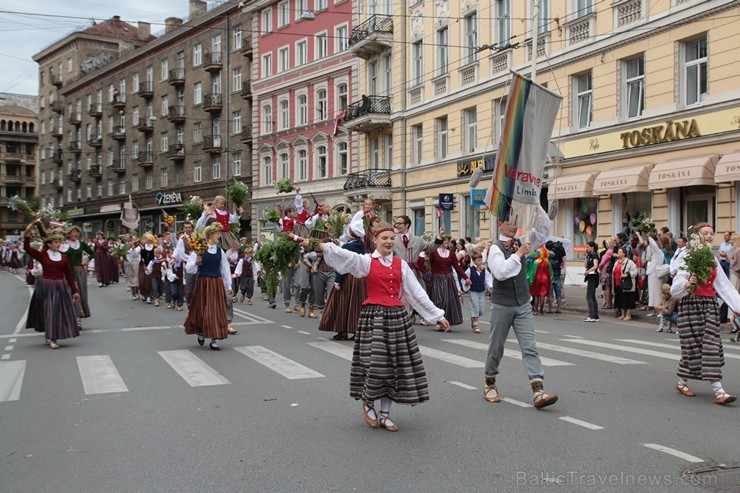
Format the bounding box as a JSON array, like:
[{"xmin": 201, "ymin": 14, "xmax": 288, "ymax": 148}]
[{"xmin": 1, "ymin": 271, "xmax": 738, "ymax": 493}]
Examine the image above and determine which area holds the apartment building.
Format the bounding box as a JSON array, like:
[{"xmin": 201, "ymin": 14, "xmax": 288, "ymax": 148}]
[
  {"xmin": 249, "ymin": 0, "xmax": 360, "ymax": 234},
  {"xmin": 347, "ymin": 0, "xmax": 740, "ymax": 257},
  {"xmin": 33, "ymin": 1, "xmax": 256, "ymax": 236}
]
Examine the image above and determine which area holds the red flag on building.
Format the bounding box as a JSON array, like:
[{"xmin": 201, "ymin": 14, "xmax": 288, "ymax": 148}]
[{"xmin": 333, "ymin": 109, "xmax": 345, "ymax": 136}]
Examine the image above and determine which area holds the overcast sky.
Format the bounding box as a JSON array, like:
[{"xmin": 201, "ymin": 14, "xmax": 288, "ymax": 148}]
[{"xmin": 0, "ymin": 0, "xmax": 188, "ymax": 96}]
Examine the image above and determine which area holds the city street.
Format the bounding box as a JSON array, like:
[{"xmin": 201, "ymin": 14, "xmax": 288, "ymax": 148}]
[{"xmin": 1, "ymin": 270, "xmax": 738, "ymax": 493}]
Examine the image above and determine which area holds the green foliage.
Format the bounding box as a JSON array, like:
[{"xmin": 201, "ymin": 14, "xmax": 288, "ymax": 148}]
[
  {"xmin": 229, "ymin": 221, "xmax": 242, "ymax": 234},
  {"xmin": 180, "ymin": 196, "xmax": 204, "ymax": 221},
  {"xmin": 631, "ymin": 213, "xmax": 656, "ymax": 234},
  {"xmin": 227, "ymin": 179, "xmax": 249, "ymax": 207},
  {"xmin": 326, "ymin": 210, "xmax": 348, "ymax": 239},
  {"xmin": 276, "ymin": 178, "xmax": 294, "ymax": 194},
  {"xmin": 263, "ymin": 209, "xmax": 281, "ymax": 224},
  {"xmin": 253, "ymin": 234, "xmax": 301, "ymax": 297},
  {"xmin": 110, "ymin": 243, "xmax": 131, "ymax": 260},
  {"xmin": 680, "ymin": 234, "xmax": 717, "ymax": 295}
]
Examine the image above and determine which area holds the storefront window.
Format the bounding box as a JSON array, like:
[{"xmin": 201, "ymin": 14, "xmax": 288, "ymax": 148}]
[
  {"xmin": 573, "ymin": 197, "xmax": 597, "ymax": 259},
  {"xmin": 682, "ymin": 185, "xmax": 715, "ymax": 234},
  {"xmin": 463, "ymin": 195, "xmax": 480, "ymax": 241},
  {"xmin": 619, "ymin": 192, "xmax": 652, "ymax": 234}
]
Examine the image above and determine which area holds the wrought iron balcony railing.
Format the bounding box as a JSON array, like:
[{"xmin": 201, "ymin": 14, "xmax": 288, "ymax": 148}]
[
  {"xmin": 343, "ymin": 169, "xmax": 391, "ymax": 191},
  {"xmin": 343, "ymin": 96, "xmax": 391, "ymax": 123}
]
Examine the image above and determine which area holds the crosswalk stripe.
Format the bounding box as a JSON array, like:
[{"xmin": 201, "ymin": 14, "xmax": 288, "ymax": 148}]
[
  {"xmin": 234, "ymin": 346, "xmax": 325, "ymax": 379},
  {"xmin": 510, "ymin": 340, "xmax": 647, "ymax": 365},
  {"xmin": 642, "ymin": 443, "xmax": 703, "ymax": 463},
  {"xmin": 561, "ymin": 339, "xmax": 677, "ymax": 360},
  {"xmin": 158, "ymin": 350, "xmax": 231, "ymax": 387},
  {"xmin": 443, "ymin": 339, "xmax": 574, "ymax": 367},
  {"xmin": 617, "ymin": 339, "xmax": 740, "ymax": 360},
  {"xmin": 501, "ymin": 397, "xmax": 533, "ymax": 408},
  {"xmin": 308, "ymin": 341, "xmax": 353, "ymax": 361},
  {"xmin": 559, "ymin": 416, "xmax": 604, "ymax": 430},
  {"xmin": 76, "ymin": 355, "xmax": 129, "ymax": 394},
  {"xmin": 232, "ymin": 308, "xmax": 273, "ymax": 324},
  {"xmin": 418, "ymin": 346, "xmax": 484, "ymax": 368},
  {"xmin": 447, "ymin": 381, "xmax": 477, "ymax": 390},
  {"xmin": 0, "ymin": 360, "xmax": 25, "ymax": 402}
]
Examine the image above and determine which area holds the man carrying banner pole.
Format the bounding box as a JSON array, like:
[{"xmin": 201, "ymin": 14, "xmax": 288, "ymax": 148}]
[{"xmin": 482, "ymin": 72, "xmax": 561, "ymax": 409}]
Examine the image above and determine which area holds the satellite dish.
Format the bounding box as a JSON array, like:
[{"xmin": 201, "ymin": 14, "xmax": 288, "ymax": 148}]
[{"xmin": 468, "ymin": 166, "xmax": 484, "ymax": 188}]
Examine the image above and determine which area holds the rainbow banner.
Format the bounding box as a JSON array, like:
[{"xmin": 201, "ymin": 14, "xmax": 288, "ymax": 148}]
[{"xmin": 486, "ymin": 72, "xmax": 561, "ymax": 226}]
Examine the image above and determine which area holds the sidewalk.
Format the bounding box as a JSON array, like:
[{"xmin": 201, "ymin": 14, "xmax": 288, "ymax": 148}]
[{"xmin": 558, "ymin": 284, "xmax": 654, "ymax": 325}]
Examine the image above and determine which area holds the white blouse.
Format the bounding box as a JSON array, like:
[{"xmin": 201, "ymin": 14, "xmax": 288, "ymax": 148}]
[
  {"xmin": 47, "ymin": 250, "xmax": 62, "ymax": 262},
  {"xmin": 185, "ymin": 245, "xmax": 232, "ymax": 292},
  {"xmin": 670, "ymin": 257, "xmax": 740, "ymax": 314},
  {"xmin": 196, "ymin": 208, "xmax": 240, "ymax": 231}
]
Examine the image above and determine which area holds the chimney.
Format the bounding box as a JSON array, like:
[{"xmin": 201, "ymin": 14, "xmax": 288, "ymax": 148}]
[
  {"xmin": 165, "ymin": 17, "xmax": 183, "ymax": 33},
  {"xmin": 189, "ymin": 0, "xmax": 208, "ymax": 19},
  {"xmin": 137, "ymin": 22, "xmax": 151, "ymax": 40}
]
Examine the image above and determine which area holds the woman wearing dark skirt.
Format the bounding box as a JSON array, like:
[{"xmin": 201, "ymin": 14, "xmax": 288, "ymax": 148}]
[
  {"xmin": 135, "ymin": 234, "xmax": 156, "ymax": 303},
  {"xmin": 23, "ymin": 225, "xmax": 80, "ymax": 349},
  {"xmin": 612, "ymin": 246, "xmax": 638, "ymax": 321},
  {"xmin": 184, "ymin": 223, "xmax": 233, "ymax": 350},
  {"xmin": 583, "ymin": 241, "xmax": 600, "ymax": 322},
  {"xmin": 320, "ymin": 223, "xmax": 449, "ymax": 432},
  {"xmin": 60, "ymin": 225, "xmax": 95, "ymax": 323},
  {"xmin": 671, "ymin": 223, "xmax": 740, "ymax": 405},
  {"xmin": 93, "ymin": 232, "xmax": 113, "ymax": 287},
  {"xmin": 429, "ymin": 237, "xmax": 470, "ymax": 331}
]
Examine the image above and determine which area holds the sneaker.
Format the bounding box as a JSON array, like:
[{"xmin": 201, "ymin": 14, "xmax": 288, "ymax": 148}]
[
  {"xmin": 146, "ymin": 297, "xmax": 152, "ymax": 304},
  {"xmin": 285, "ymin": 307, "xmax": 293, "ymax": 313},
  {"xmin": 583, "ymin": 318, "xmax": 594, "ymax": 322}
]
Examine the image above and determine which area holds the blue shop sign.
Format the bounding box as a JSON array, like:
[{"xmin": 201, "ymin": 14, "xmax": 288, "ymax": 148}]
[{"xmin": 439, "ymin": 193, "xmax": 454, "ymax": 211}]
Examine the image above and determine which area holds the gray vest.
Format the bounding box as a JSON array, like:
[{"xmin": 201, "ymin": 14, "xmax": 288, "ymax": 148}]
[{"xmin": 490, "ymin": 240, "xmax": 530, "ymax": 306}]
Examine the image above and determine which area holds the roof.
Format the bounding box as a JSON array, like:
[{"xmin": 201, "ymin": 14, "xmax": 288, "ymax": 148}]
[
  {"xmin": 0, "ymin": 104, "xmax": 37, "ymax": 118},
  {"xmin": 81, "ymin": 16, "xmax": 144, "ymax": 40}
]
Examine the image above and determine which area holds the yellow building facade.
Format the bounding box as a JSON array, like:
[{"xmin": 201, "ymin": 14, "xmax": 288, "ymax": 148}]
[{"xmin": 346, "ymin": 0, "xmax": 740, "ymax": 257}]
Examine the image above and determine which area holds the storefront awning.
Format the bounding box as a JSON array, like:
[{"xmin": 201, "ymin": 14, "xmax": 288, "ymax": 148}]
[
  {"xmin": 549, "ymin": 172, "xmax": 597, "ymax": 199},
  {"xmin": 592, "ymin": 164, "xmax": 653, "ymax": 195},
  {"xmin": 715, "ymin": 152, "xmax": 740, "ymax": 183},
  {"xmin": 648, "ymin": 155, "xmax": 719, "ymax": 190}
]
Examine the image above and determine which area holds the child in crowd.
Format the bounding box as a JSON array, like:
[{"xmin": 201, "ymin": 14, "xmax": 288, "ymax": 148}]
[
  {"xmin": 168, "ymin": 256, "xmax": 185, "ymax": 311},
  {"xmin": 145, "ymin": 247, "xmax": 166, "ymax": 306},
  {"xmin": 465, "ymin": 253, "xmax": 492, "ymax": 333},
  {"xmin": 655, "ymin": 283, "xmax": 677, "ymax": 333},
  {"xmin": 235, "ymin": 247, "xmax": 256, "ymax": 304}
]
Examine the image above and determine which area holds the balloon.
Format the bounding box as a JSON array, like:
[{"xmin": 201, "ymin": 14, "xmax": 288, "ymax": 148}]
[
  {"xmin": 574, "ymin": 215, "xmax": 581, "ymax": 226},
  {"xmin": 579, "ymin": 220, "xmax": 586, "ymax": 232},
  {"xmin": 586, "ymin": 226, "xmax": 593, "ymax": 236},
  {"xmin": 590, "ymin": 213, "xmax": 597, "ymax": 224}
]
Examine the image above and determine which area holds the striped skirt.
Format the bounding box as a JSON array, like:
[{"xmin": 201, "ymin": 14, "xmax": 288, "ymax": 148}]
[
  {"xmin": 431, "ymin": 272, "xmax": 463, "ymax": 326},
  {"xmin": 26, "ymin": 278, "xmax": 79, "ymax": 341},
  {"xmin": 219, "ymin": 231, "xmax": 240, "ymax": 252},
  {"xmin": 184, "ymin": 276, "xmax": 229, "ymax": 340},
  {"xmin": 676, "ymin": 296, "xmax": 724, "ymax": 382},
  {"xmin": 73, "ymin": 265, "xmax": 90, "ymax": 318},
  {"xmin": 138, "ymin": 263, "xmax": 152, "ymax": 298},
  {"xmin": 350, "ymin": 305, "xmax": 429, "ymax": 405},
  {"xmin": 318, "ymin": 275, "xmax": 366, "ymax": 334}
]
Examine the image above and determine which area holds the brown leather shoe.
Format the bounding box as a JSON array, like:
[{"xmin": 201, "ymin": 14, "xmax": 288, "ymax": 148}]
[
  {"xmin": 227, "ymin": 326, "xmax": 238, "ymax": 335},
  {"xmin": 484, "ymin": 377, "xmax": 501, "ymax": 403},
  {"xmin": 531, "ymin": 378, "xmax": 558, "ymax": 409},
  {"xmin": 362, "ymin": 401, "xmax": 378, "ymax": 428},
  {"xmin": 714, "ymin": 392, "xmax": 737, "ymax": 405},
  {"xmin": 676, "ymin": 383, "xmax": 695, "ymax": 397},
  {"xmin": 378, "ymin": 411, "xmax": 398, "ymax": 432}
]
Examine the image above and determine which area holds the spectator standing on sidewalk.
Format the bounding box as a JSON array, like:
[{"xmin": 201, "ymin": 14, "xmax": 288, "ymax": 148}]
[
  {"xmin": 583, "ymin": 241, "xmax": 600, "ymax": 322},
  {"xmin": 546, "ymin": 240, "xmax": 566, "ymax": 314}
]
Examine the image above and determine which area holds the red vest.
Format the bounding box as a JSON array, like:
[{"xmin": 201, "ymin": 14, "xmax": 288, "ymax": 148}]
[
  {"xmin": 214, "ymin": 209, "xmax": 230, "ymax": 232},
  {"xmin": 363, "ymin": 256, "xmax": 404, "ymax": 307},
  {"xmin": 695, "ymin": 268, "xmax": 717, "ymax": 297},
  {"xmin": 296, "ymin": 210, "xmax": 310, "ymax": 224},
  {"xmin": 281, "ymin": 217, "xmax": 295, "ymax": 232}
]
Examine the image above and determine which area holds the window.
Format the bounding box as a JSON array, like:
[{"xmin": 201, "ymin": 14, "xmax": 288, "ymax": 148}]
[
  {"xmin": 161, "ymin": 96, "xmax": 169, "ymax": 117},
  {"xmin": 316, "ymin": 145, "xmax": 327, "ymax": 178},
  {"xmin": 412, "ymin": 41, "xmax": 424, "ymax": 86},
  {"xmin": 316, "ymin": 0, "xmax": 327, "ymax": 11},
  {"xmin": 625, "ymin": 56, "xmax": 645, "ymax": 119},
  {"xmin": 436, "ymin": 117, "xmax": 448, "ymax": 159},
  {"xmin": 232, "ymin": 111, "xmax": 242, "ymax": 134},
  {"xmin": 316, "ymin": 89, "xmax": 327, "ymax": 121},
  {"xmin": 262, "ymin": 9, "xmax": 273, "ymax": 34},
  {"xmin": 233, "ymin": 67, "xmax": 242, "ymax": 91},
  {"xmin": 335, "ymin": 25, "xmax": 348, "ymax": 52},
  {"xmin": 161, "ymin": 168, "xmax": 168, "ymax": 188},
  {"xmin": 161, "ymin": 59, "xmax": 168, "ymax": 81},
  {"xmin": 464, "ymin": 13, "xmax": 478, "ymax": 65},
  {"xmin": 576, "ymin": 0, "xmax": 593, "ymax": 17},
  {"xmin": 228, "ymin": 151, "xmax": 240, "ymax": 177},
  {"xmin": 495, "ymin": 97, "xmax": 507, "ymax": 141},
  {"xmin": 296, "ymin": 40, "xmax": 308, "ymax": 65},
  {"xmin": 337, "ymin": 141, "xmax": 348, "ymax": 175},
  {"xmin": 383, "ymin": 54, "xmax": 392, "ymax": 96},
  {"xmin": 412, "ymin": 124, "xmax": 423, "ymax": 164},
  {"xmin": 336, "ymin": 83, "xmax": 348, "ymax": 110},
  {"xmin": 316, "ymin": 33, "xmax": 328, "ymax": 59},
  {"xmin": 119, "ymin": 177, "xmax": 126, "ymax": 195},
  {"xmin": 297, "ymin": 149, "xmax": 307, "ymax": 180},
  {"xmin": 212, "ymin": 157, "xmax": 221, "ymax": 179},
  {"xmin": 278, "ymin": 1, "xmax": 290, "ymax": 28},
  {"xmin": 296, "ymin": 0, "xmax": 308, "ymax": 20},
  {"xmin": 40, "ymin": 96, "xmax": 45, "ymax": 109},
  {"xmin": 297, "ymin": 94, "xmax": 308, "ymax": 125},
  {"xmin": 161, "ymin": 132, "xmax": 169, "ymax": 152},
  {"xmin": 463, "ymin": 108, "xmax": 477, "ymax": 153},
  {"xmin": 436, "ymin": 27, "xmax": 449, "ymax": 76},
  {"xmin": 369, "ymin": 138, "xmax": 379, "ymax": 168},
  {"xmin": 263, "ymin": 156, "xmax": 273, "ymax": 185},
  {"xmin": 279, "ymin": 152, "xmax": 289, "ymax": 179},
  {"xmin": 537, "ymin": 0, "xmax": 550, "ymax": 34},
  {"xmin": 384, "ymin": 134, "xmax": 393, "ymax": 169},
  {"xmin": 131, "ymin": 176, "xmax": 138, "ymax": 193},
  {"xmin": 194, "ymin": 161, "xmax": 202, "ymax": 183},
  {"xmin": 233, "ymin": 25, "xmax": 242, "ymax": 50},
  {"xmin": 194, "ymin": 82, "xmax": 202, "ymax": 105},
  {"xmin": 684, "ymin": 36, "xmax": 708, "ymax": 106},
  {"xmin": 212, "ymin": 72, "xmax": 221, "ymax": 94},
  {"xmin": 262, "ymin": 53, "xmax": 272, "ymax": 77},
  {"xmin": 262, "ymin": 104, "xmax": 273, "ymax": 133},
  {"xmin": 279, "ymin": 100, "xmax": 289, "ymax": 130},
  {"xmin": 145, "ymin": 170, "xmax": 153, "ymax": 191},
  {"xmin": 368, "ymin": 61, "xmax": 378, "ymax": 94},
  {"xmin": 132, "ymin": 106, "xmax": 139, "ymax": 125},
  {"xmin": 575, "ymin": 72, "xmax": 592, "ymax": 129},
  {"xmin": 193, "ymin": 44, "xmax": 202, "ymax": 66},
  {"xmin": 193, "ymin": 122, "xmax": 202, "ymax": 144},
  {"xmin": 278, "ymin": 47, "xmax": 290, "ymax": 72}
]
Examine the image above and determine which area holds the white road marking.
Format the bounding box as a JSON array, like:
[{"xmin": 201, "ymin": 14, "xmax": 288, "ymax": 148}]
[
  {"xmin": 502, "ymin": 397, "xmax": 533, "ymax": 408},
  {"xmin": 418, "ymin": 346, "xmax": 484, "ymax": 368},
  {"xmin": 8, "ymin": 338, "xmax": 16, "ymax": 343},
  {"xmin": 0, "ymin": 360, "xmax": 25, "ymax": 401},
  {"xmin": 158, "ymin": 350, "xmax": 231, "ymax": 387},
  {"xmin": 617, "ymin": 339, "xmax": 740, "ymax": 360},
  {"xmin": 232, "ymin": 308, "xmax": 273, "ymax": 324},
  {"xmin": 282, "ymin": 325, "xmax": 293, "ymax": 329},
  {"xmin": 234, "ymin": 346, "xmax": 325, "ymax": 379},
  {"xmin": 1, "ymin": 355, "xmax": 10, "ymax": 360},
  {"xmin": 561, "ymin": 339, "xmax": 678, "ymax": 360},
  {"xmin": 563, "ymin": 335, "xmax": 583, "ymax": 339},
  {"xmin": 447, "ymin": 381, "xmax": 477, "ymax": 390},
  {"xmin": 535, "ymin": 330, "xmax": 549, "ymax": 334},
  {"xmin": 559, "ymin": 416, "xmax": 604, "ymax": 430},
  {"xmin": 642, "ymin": 443, "xmax": 704, "ymax": 463},
  {"xmin": 443, "ymin": 339, "xmax": 574, "ymax": 367},
  {"xmin": 76, "ymin": 355, "xmax": 129, "ymax": 395},
  {"xmin": 0, "ymin": 333, "xmax": 45, "ymax": 339},
  {"xmin": 13, "ymin": 285, "xmax": 33, "ymax": 335},
  {"xmin": 510, "ymin": 340, "xmax": 646, "ymax": 365},
  {"xmin": 308, "ymin": 341, "xmax": 353, "ymax": 361},
  {"xmin": 297, "ymin": 330, "xmax": 311, "ymax": 335},
  {"xmin": 4, "ymin": 346, "xmax": 13, "ymax": 351}
]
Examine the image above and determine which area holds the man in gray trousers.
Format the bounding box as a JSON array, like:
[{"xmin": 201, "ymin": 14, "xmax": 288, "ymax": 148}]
[
  {"xmin": 484, "ymin": 218, "xmax": 558, "ymax": 409},
  {"xmin": 172, "ymin": 221, "xmax": 197, "ymax": 307}
]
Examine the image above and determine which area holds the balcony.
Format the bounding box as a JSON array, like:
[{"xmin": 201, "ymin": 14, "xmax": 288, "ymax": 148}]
[
  {"xmin": 51, "ymin": 128, "xmax": 63, "ymax": 139},
  {"xmin": 241, "ymin": 39, "xmax": 253, "ymax": 56},
  {"xmin": 67, "ymin": 169, "xmax": 82, "ymax": 182},
  {"xmin": 87, "ymin": 134, "xmax": 103, "ymax": 148},
  {"xmin": 51, "ymin": 102, "xmax": 63, "ymax": 114},
  {"xmin": 349, "ymin": 15, "xmax": 393, "ymax": 59},
  {"xmin": 112, "ymin": 159, "xmax": 127, "ymax": 174},
  {"xmin": 68, "ymin": 141, "xmax": 82, "ymax": 153},
  {"xmin": 203, "ymin": 93, "xmax": 223, "ymax": 113},
  {"xmin": 167, "ymin": 105, "xmax": 186, "ymax": 124},
  {"xmin": 241, "ymin": 81, "xmax": 252, "ymax": 100},
  {"xmin": 88, "ymin": 165, "xmax": 102, "ymax": 178},
  {"xmin": 136, "ymin": 151, "xmax": 154, "ymax": 167},
  {"xmin": 202, "ymin": 135, "xmax": 222, "ymax": 153},
  {"xmin": 111, "ymin": 126, "xmax": 126, "ymax": 141},
  {"xmin": 88, "ymin": 103, "xmax": 102, "ymax": 117},
  {"xmin": 342, "ymin": 96, "xmax": 392, "ymax": 132},
  {"xmin": 51, "ymin": 75, "xmax": 63, "ymax": 87},
  {"xmin": 168, "ymin": 144, "xmax": 185, "ymax": 161},
  {"xmin": 3, "ymin": 174, "xmax": 23, "ymax": 185},
  {"xmin": 51, "ymin": 150, "xmax": 63, "ymax": 164},
  {"xmin": 68, "ymin": 112, "xmax": 81, "ymax": 126},
  {"xmin": 240, "ymin": 124, "xmax": 252, "ymax": 144},
  {"xmin": 54, "ymin": 179, "xmax": 63, "ymax": 190},
  {"xmin": 168, "ymin": 68, "xmax": 185, "ymax": 86},
  {"xmin": 136, "ymin": 117, "xmax": 154, "ymax": 133},
  {"xmin": 203, "ymin": 51, "xmax": 222, "ymax": 72},
  {"xmin": 110, "ymin": 96, "xmax": 126, "ymax": 110},
  {"xmin": 343, "ymin": 169, "xmax": 392, "ymax": 201},
  {"xmin": 2, "ymin": 152, "xmax": 23, "ymax": 163},
  {"xmin": 137, "ymin": 81, "xmax": 154, "ymax": 98}
]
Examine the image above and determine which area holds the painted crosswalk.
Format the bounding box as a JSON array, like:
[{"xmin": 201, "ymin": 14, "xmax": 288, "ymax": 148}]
[
  {"xmin": 510, "ymin": 340, "xmax": 647, "ymax": 365},
  {"xmin": 560, "ymin": 339, "xmax": 678, "ymax": 360},
  {"xmin": 76, "ymin": 355, "xmax": 129, "ymax": 395},
  {"xmin": 616, "ymin": 339, "xmax": 740, "ymax": 360},
  {"xmin": 0, "ymin": 360, "xmax": 25, "ymax": 402},
  {"xmin": 443, "ymin": 339, "xmax": 575, "ymax": 367},
  {"xmin": 233, "ymin": 346, "xmax": 325, "ymax": 380},
  {"xmin": 158, "ymin": 350, "xmax": 231, "ymax": 387}
]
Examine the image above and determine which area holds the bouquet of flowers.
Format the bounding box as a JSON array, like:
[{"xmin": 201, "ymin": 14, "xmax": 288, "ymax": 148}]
[
  {"xmin": 276, "ymin": 178, "xmax": 294, "ymax": 194},
  {"xmin": 189, "ymin": 230, "xmax": 208, "ymax": 255},
  {"xmin": 630, "ymin": 213, "xmax": 656, "ymax": 234},
  {"xmin": 161, "ymin": 210, "xmax": 176, "ymax": 230},
  {"xmin": 229, "ymin": 221, "xmax": 242, "ymax": 234},
  {"xmin": 263, "ymin": 209, "xmax": 281, "ymax": 224},
  {"xmin": 254, "ymin": 235, "xmax": 302, "ymax": 297},
  {"xmin": 180, "ymin": 196, "xmax": 204, "ymax": 221},
  {"xmin": 326, "ymin": 210, "xmax": 348, "ymax": 239},
  {"xmin": 227, "ymin": 179, "xmax": 249, "ymax": 207},
  {"xmin": 680, "ymin": 232, "xmax": 716, "ymax": 295},
  {"xmin": 110, "ymin": 243, "xmax": 130, "ymax": 261}
]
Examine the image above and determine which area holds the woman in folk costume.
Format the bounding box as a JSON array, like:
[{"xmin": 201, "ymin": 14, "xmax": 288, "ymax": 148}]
[
  {"xmin": 93, "ymin": 232, "xmax": 113, "ymax": 287},
  {"xmin": 345, "ymin": 197, "xmax": 377, "ymax": 253},
  {"xmin": 319, "ymin": 222, "xmax": 450, "ymax": 432},
  {"xmin": 527, "ymin": 246, "xmax": 553, "ymax": 316},
  {"xmin": 123, "ymin": 233, "xmax": 140, "ymax": 300},
  {"xmin": 60, "ymin": 225, "xmax": 95, "ymax": 323},
  {"xmin": 195, "ymin": 195, "xmax": 243, "ymax": 251},
  {"xmin": 671, "ymin": 223, "xmax": 740, "ymax": 405},
  {"xmin": 319, "ymin": 214, "xmax": 367, "ymax": 341},
  {"xmin": 428, "ymin": 237, "xmax": 471, "ymax": 331},
  {"xmin": 135, "ymin": 233, "xmax": 156, "ymax": 303},
  {"xmin": 23, "ymin": 225, "xmax": 80, "ymax": 349},
  {"xmin": 184, "ymin": 222, "xmax": 233, "ymax": 351}
]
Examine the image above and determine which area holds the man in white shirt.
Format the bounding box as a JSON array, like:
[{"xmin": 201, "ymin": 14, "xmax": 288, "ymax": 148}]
[
  {"xmin": 669, "ymin": 236, "xmax": 688, "ymax": 278},
  {"xmin": 173, "ymin": 221, "xmax": 196, "ymax": 306},
  {"xmin": 718, "ymin": 231, "xmax": 734, "ymax": 324}
]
